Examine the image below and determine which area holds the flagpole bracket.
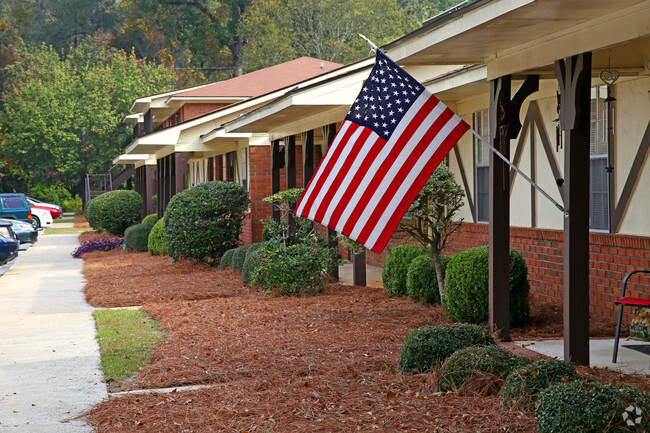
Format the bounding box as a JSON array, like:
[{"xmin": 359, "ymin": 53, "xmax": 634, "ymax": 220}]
[{"xmin": 358, "ymin": 34, "xmax": 379, "ymax": 53}]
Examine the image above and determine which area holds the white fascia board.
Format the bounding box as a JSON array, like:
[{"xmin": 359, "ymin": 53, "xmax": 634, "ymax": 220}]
[
  {"xmin": 112, "ymin": 153, "xmax": 151, "ymax": 165},
  {"xmin": 387, "ymin": 0, "xmax": 534, "ymax": 63},
  {"xmin": 165, "ymin": 96, "xmax": 247, "ymax": 104},
  {"xmin": 423, "ymin": 65, "xmax": 487, "ymax": 94}
]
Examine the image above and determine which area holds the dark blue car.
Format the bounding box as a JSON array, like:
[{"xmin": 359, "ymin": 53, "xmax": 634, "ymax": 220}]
[{"xmin": 0, "ymin": 220, "xmax": 19, "ymax": 265}]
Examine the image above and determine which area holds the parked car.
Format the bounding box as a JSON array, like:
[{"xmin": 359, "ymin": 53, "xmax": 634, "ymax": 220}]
[
  {"xmin": 26, "ymin": 197, "xmax": 63, "ymax": 219},
  {"xmin": 30, "ymin": 206, "xmax": 53, "ymax": 229},
  {"xmin": 0, "ymin": 193, "xmax": 32, "ymax": 223},
  {"xmin": 0, "ymin": 220, "xmax": 19, "ymax": 264},
  {"xmin": 0, "ymin": 218, "xmax": 38, "ymax": 244}
]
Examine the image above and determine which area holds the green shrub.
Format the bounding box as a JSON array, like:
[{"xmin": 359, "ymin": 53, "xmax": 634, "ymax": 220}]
[
  {"xmin": 242, "ymin": 243, "xmax": 264, "ymax": 285},
  {"xmin": 232, "ymin": 244, "xmax": 252, "ymax": 272},
  {"xmin": 251, "ymin": 240, "xmax": 341, "ymax": 296},
  {"xmin": 397, "ymin": 323, "xmax": 495, "ymax": 374},
  {"xmin": 147, "ymin": 219, "xmax": 168, "ymax": 256},
  {"xmin": 29, "ymin": 183, "xmax": 71, "ymax": 208},
  {"xmin": 124, "ymin": 224, "xmax": 154, "ymax": 252},
  {"xmin": 382, "ymin": 244, "xmax": 428, "ymax": 298},
  {"xmin": 165, "ymin": 181, "xmax": 249, "ymax": 265},
  {"xmin": 438, "ymin": 345, "xmax": 528, "ymax": 393},
  {"xmin": 84, "ymin": 190, "xmax": 143, "ymax": 236},
  {"xmin": 537, "ymin": 381, "xmax": 650, "ymax": 432},
  {"xmin": 406, "ymin": 255, "xmax": 450, "ymax": 305},
  {"xmin": 500, "ymin": 359, "xmax": 577, "ymax": 411},
  {"xmin": 443, "ymin": 246, "xmax": 530, "ymax": 325},
  {"xmin": 142, "ymin": 213, "xmax": 158, "ymax": 225},
  {"xmin": 63, "ymin": 194, "xmax": 83, "ymax": 212},
  {"xmin": 220, "ymin": 248, "xmax": 237, "ymax": 270}
]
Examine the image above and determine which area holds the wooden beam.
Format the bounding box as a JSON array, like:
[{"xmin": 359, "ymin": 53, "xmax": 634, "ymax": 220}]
[
  {"xmin": 271, "ymin": 139, "xmax": 283, "ymax": 222},
  {"xmin": 488, "ymin": 75, "xmax": 512, "ymax": 341},
  {"xmin": 555, "ymin": 52, "xmax": 591, "ymax": 365},
  {"xmin": 301, "ymin": 130, "xmax": 315, "ymax": 186}
]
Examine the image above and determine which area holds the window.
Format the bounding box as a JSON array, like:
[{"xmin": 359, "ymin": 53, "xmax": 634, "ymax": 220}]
[
  {"xmin": 589, "ymin": 85, "xmax": 610, "ymax": 231},
  {"xmin": 474, "ymin": 109, "xmax": 490, "ymax": 223}
]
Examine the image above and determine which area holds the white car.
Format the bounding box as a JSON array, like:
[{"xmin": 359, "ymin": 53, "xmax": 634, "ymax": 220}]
[{"xmin": 30, "ymin": 206, "xmax": 53, "ymax": 229}]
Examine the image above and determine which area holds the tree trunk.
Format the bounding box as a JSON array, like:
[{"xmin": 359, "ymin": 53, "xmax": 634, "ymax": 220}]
[{"xmin": 431, "ymin": 248, "xmax": 445, "ymax": 303}]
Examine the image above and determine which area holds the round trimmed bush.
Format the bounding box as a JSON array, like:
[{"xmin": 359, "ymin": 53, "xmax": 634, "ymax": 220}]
[
  {"xmin": 165, "ymin": 181, "xmax": 249, "ymax": 265},
  {"xmin": 537, "ymin": 381, "xmax": 650, "ymax": 432},
  {"xmin": 124, "ymin": 223, "xmax": 154, "ymax": 252},
  {"xmin": 500, "ymin": 359, "xmax": 577, "ymax": 411},
  {"xmin": 232, "ymin": 244, "xmax": 253, "ymax": 272},
  {"xmin": 242, "ymin": 243, "xmax": 264, "ymax": 285},
  {"xmin": 406, "ymin": 255, "xmax": 450, "ymax": 305},
  {"xmin": 147, "ymin": 219, "xmax": 168, "ymax": 256},
  {"xmin": 84, "ymin": 190, "xmax": 143, "ymax": 236},
  {"xmin": 397, "ymin": 323, "xmax": 495, "ymax": 374},
  {"xmin": 382, "ymin": 244, "xmax": 428, "ymax": 298},
  {"xmin": 220, "ymin": 248, "xmax": 237, "ymax": 270},
  {"xmin": 142, "ymin": 213, "xmax": 158, "ymax": 225},
  {"xmin": 438, "ymin": 345, "xmax": 528, "ymax": 393},
  {"xmin": 443, "ymin": 246, "xmax": 530, "ymax": 325}
]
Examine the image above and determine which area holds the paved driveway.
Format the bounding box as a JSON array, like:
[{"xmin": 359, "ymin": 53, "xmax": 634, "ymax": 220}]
[{"xmin": 0, "ymin": 234, "xmax": 107, "ymax": 432}]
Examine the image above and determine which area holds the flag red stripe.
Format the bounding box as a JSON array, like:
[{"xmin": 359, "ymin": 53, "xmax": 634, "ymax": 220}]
[
  {"xmin": 313, "ymin": 127, "xmax": 376, "ymax": 225},
  {"xmin": 369, "ymin": 118, "xmax": 470, "ymax": 253},
  {"xmin": 354, "ymin": 107, "xmax": 455, "ymax": 245},
  {"xmin": 296, "ymin": 121, "xmax": 356, "ymax": 218},
  {"xmin": 339, "ymin": 95, "xmax": 440, "ymax": 235},
  {"xmin": 323, "ymin": 132, "xmax": 385, "ymax": 229}
]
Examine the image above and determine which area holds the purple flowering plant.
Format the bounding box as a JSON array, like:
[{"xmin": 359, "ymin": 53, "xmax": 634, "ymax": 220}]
[{"xmin": 72, "ymin": 237, "xmax": 125, "ymax": 258}]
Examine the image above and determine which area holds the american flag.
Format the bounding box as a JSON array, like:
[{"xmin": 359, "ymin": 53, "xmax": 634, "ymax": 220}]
[{"xmin": 295, "ymin": 51, "xmax": 470, "ymax": 253}]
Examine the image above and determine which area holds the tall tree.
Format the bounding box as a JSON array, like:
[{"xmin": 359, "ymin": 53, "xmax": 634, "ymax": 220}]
[
  {"xmin": 111, "ymin": 0, "xmax": 252, "ymax": 83},
  {"xmin": 241, "ymin": 0, "xmax": 416, "ymax": 72},
  {"xmin": 0, "ymin": 35, "xmax": 177, "ymax": 191}
]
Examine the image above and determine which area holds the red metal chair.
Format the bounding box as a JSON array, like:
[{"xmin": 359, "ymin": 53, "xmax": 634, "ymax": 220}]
[{"xmin": 612, "ymin": 269, "xmax": 650, "ymax": 363}]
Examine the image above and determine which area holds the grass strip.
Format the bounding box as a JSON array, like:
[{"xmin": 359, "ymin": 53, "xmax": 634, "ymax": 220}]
[
  {"xmin": 54, "ymin": 217, "xmax": 85, "ymax": 224},
  {"xmin": 92, "ymin": 309, "xmax": 167, "ymax": 382},
  {"xmin": 42, "ymin": 227, "xmax": 93, "ymax": 235}
]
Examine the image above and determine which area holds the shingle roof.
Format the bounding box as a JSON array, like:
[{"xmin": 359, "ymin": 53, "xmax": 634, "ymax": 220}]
[{"xmin": 175, "ymin": 57, "xmax": 343, "ymax": 98}]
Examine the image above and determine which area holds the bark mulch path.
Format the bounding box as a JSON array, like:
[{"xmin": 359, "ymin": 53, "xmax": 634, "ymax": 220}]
[{"xmin": 79, "ymin": 237, "xmax": 650, "ymax": 433}]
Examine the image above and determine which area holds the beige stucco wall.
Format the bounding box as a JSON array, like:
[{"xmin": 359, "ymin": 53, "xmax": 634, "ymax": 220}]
[{"xmin": 431, "ymin": 73, "xmax": 650, "ymax": 237}]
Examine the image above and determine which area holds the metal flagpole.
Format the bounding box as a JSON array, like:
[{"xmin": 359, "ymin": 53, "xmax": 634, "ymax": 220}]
[
  {"xmin": 356, "ymin": 34, "xmax": 568, "ymax": 216},
  {"xmin": 470, "ymin": 128, "xmax": 568, "ymax": 216}
]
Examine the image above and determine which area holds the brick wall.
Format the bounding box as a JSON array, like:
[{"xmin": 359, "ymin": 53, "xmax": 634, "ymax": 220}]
[{"xmin": 369, "ymin": 222, "xmax": 650, "ymax": 324}]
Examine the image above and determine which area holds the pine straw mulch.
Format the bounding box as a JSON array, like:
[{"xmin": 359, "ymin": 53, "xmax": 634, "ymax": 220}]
[{"xmin": 79, "ymin": 237, "xmax": 650, "ymax": 433}]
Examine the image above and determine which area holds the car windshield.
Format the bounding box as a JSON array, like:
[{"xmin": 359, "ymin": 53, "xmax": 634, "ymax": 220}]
[{"xmin": 2, "ymin": 197, "xmax": 23, "ymax": 208}]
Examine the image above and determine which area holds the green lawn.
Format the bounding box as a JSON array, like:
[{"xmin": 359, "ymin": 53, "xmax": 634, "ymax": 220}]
[
  {"xmin": 92, "ymin": 309, "xmax": 167, "ymax": 382},
  {"xmin": 54, "ymin": 217, "xmax": 85, "ymax": 224},
  {"xmin": 42, "ymin": 227, "xmax": 92, "ymax": 235}
]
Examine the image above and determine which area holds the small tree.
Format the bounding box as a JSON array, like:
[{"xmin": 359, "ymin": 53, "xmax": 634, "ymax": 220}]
[
  {"xmin": 396, "ymin": 163, "xmax": 464, "ymax": 301},
  {"xmin": 262, "ymin": 188, "xmax": 319, "ymax": 246}
]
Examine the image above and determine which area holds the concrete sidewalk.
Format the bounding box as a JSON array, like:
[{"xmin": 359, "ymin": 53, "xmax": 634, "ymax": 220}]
[{"xmin": 0, "ymin": 234, "xmax": 107, "ymax": 432}]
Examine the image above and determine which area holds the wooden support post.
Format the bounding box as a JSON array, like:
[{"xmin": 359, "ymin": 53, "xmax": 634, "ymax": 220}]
[
  {"xmin": 271, "ymin": 139, "xmax": 283, "ymax": 223},
  {"xmin": 353, "ymin": 249, "xmax": 366, "ymax": 286},
  {"xmin": 302, "ymin": 130, "xmax": 314, "ymax": 187},
  {"xmin": 556, "ymin": 52, "xmax": 591, "ymax": 365},
  {"xmin": 285, "ymin": 135, "xmax": 296, "ymax": 235},
  {"xmin": 489, "ymin": 76, "xmax": 512, "ymax": 341},
  {"xmin": 322, "ymin": 123, "xmax": 340, "ymax": 281},
  {"xmin": 144, "ymin": 109, "xmax": 153, "ymax": 134},
  {"xmin": 145, "ymin": 165, "xmax": 156, "ymax": 216}
]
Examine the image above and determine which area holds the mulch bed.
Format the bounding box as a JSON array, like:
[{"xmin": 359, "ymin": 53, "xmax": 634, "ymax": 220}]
[{"xmin": 79, "ymin": 238, "xmax": 650, "ymax": 433}]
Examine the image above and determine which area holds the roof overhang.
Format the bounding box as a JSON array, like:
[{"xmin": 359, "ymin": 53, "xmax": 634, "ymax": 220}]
[
  {"xmin": 112, "ymin": 153, "xmax": 157, "ymax": 168},
  {"xmin": 385, "ymin": 0, "xmax": 650, "ymax": 80}
]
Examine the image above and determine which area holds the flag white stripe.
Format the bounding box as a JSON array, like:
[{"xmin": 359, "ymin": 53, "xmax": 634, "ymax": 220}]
[
  {"xmin": 307, "ymin": 124, "xmax": 364, "ymax": 220},
  {"xmin": 364, "ymin": 114, "xmax": 464, "ymax": 249},
  {"xmin": 347, "ymin": 98, "xmax": 447, "ymax": 240},
  {"xmin": 320, "ymin": 129, "xmax": 380, "ymax": 226},
  {"xmin": 295, "ymin": 120, "xmax": 352, "ymax": 216},
  {"xmin": 334, "ymin": 93, "xmax": 439, "ymax": 234},
  {"xmin": 333, "ymin": 92, "xmax": 432, "ymax": 233}
]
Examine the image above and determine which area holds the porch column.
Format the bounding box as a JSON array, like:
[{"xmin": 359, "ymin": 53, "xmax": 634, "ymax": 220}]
[
  {"xmin": 144, "ymin": 109, "xmax": 153, "ymax": 134},
  {"xmin": 145, "ymin": 165, "xmax": 156, "ymax": 216},
  {"xmin": 322, "ymin": 123, "xmax": 339, "ymax": 281},
  {"xmin": 556, "ymin": 53, "xmax": 591, "ymax": 365},
  {"xmin": 489, "ymin": 76, "xmax": 512, "ymax": 340},
  {"xmin": 285, "ymin": 135, "xmax": 296, "ymax": 234},
  {"xmin": 271, "ymin": 139, "xmax": 284, "ymax": 223},
  {"xmin": 301, "ymin": 130, "xmax": 315, "ymax": 186},
  {"xmin": 156, "ymin": 158, "xmax": 164, "ymax": 218}
]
